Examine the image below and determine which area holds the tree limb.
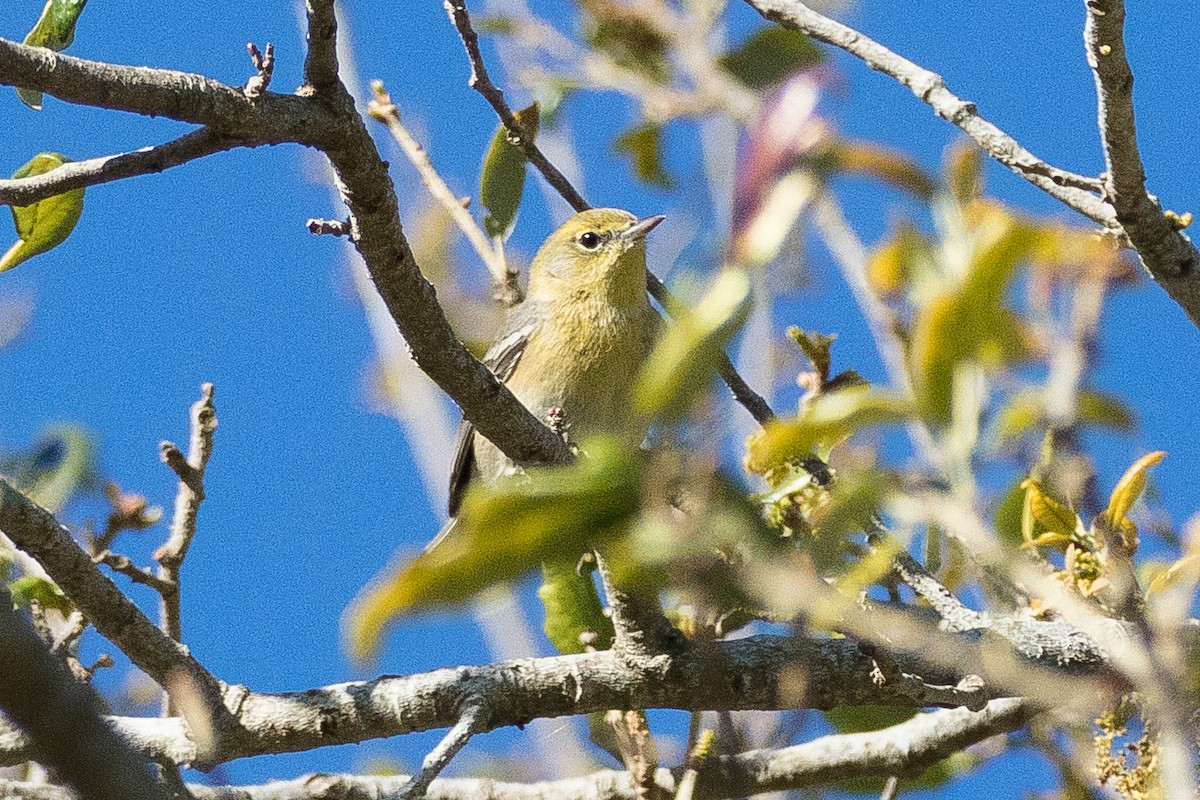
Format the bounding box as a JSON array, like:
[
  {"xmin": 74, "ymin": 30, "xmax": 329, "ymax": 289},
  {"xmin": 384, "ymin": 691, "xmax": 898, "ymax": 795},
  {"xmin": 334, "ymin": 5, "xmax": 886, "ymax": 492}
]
[
  {"xmin": 1083, "ymin": 0, "xmax": 1200, "ymax": 326},
  {"xmin": 0, "ymin": 699, "xmax": 1029, "ymax": 800},
  {"xmin": 741, "ymin": 0, "xmax": 1117, "ymax": 231}
]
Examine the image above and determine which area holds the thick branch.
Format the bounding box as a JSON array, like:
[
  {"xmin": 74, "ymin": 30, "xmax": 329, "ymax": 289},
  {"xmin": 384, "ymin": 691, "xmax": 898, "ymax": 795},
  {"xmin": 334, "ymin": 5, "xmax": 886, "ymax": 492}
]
[
  {"xmin": 0, "ymin": 129, "xmax": 237, "ymax": 207},
  {"xmin": 0, "ymin": 38, "xmax": 325, "ymax": 137},
  {"xmin": 0, "ymin": 599, "xmax": 173, "ymax": 800},
  {"xmin": 0, "ymin": 700, "xmax": 1029, "ymax": 800},
  {"xmin": 302, "ymin": 0, "xmax": 339, "ymax": 92},
  {"xmin": 1084, "ymin": 0, "xmax": 1200, "ymax": 325},
  {"xmin": 742, "ymin": 0, "xmax": 1116, "ymax": 230}
]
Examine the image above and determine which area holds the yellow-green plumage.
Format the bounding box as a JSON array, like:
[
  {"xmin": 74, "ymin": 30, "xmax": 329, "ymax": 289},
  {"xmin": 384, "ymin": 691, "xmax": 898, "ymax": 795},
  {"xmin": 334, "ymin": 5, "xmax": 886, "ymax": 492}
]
[{"xmin": 445, "ymin": 208, "xmax": 662, "ymax": 521}]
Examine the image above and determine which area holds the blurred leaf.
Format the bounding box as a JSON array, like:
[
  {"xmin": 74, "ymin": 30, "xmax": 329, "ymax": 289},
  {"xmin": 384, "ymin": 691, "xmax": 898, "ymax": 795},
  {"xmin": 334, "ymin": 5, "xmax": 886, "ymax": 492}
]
[
  {"xmin": 944, "ymin": 140, "xmax": 984, "ymax": 206},
  {"xmin": 787, "ymin": 327, "xmax": 833, "ymax": 385},
  {"xmin": 993, "ymin": 477, "xmax": 1026, "ymax": 547},
  {"xmin": 9, "ymin": 575, "xmax": 72, "ymax": 613},
  {"xmin": 345, "ymin": 438, "xmax": 639, "ymax": 660},
  {"xmin": 825, "ymin": 705, "xmax": 915, "ymax": 734},
  {"xmin": 1078, "ymin": 391, "xmax": 1135, "ymax": 433},
  {"xmin": 613, "ymin": 124, "xmax": 672, "ymax": 188},
  {"xmin": 909, "ymin": 206, "xmax": 1038, "ymax": 423},
  {"xmin": 1021, "ymin": 479, "xmax": 1081, "ymax": 550},
  {"xmin": 474, "ymin": 14, "xmax": 515, "ymax": 34},
  {"xmin": 990, "ymin": 392, "xmax": 1041, "ymax": 451},
  {"xmin": 867, "ymin": 222, "xmax": 934, "ymax": 297},
  {"xmin": 3, "ymin": 153, "xmax": 85, "ymax": 273},
  {"xmin": 539, "ymin": 557, "xmax": 613, "ymax": 655},
  {"xmin": 479, "ymin": 103, "xmax": 539, "ymax": 240},
  {"xmin": 581, "ymin": 0, "xmax": 670, "ymax": 84},
  {"xmin": 746, "ymin": 386, "xmax": 910, "ymax": 474},
  {"xmin": 1097, "ymin": 451, "xmax": 1165, "ymax": 553},
  {"xmin": 634, "ymin": 269, "xmax": 751, "ymax": 421},
  {"xmin": 2, "ymin": 426, "xmax": 95, "ymax": 512},
  {"xmin": 17, "ymin": 0, "xmax": 88, "ymax": 109},
  {"xmin": 825, "ymin": 140, "xmax": 934, "ymax": 199},
  {"xmin": 719, "ymin": 26, "xmax": 823, "ymax": 90}
]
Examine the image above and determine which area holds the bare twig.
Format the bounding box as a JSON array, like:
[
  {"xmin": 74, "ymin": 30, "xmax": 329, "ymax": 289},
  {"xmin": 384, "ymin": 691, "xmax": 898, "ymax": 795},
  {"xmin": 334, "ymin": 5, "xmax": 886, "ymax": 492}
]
[
  {"xmin": 0, "ymin": 598, "xmax": 175, "ymax": 800},
  {"xmin": 305, "ymin": 217, "xmax": 350, "ymax": 236},
  {"xmin": 0, "ymin": 129, "xmax": 237, "ymax": 207},
  {"xmin": 367, "ymin": 81, "xmax": 521, "ymax": 305},
  {"xmin": 93, "ymin": 551, "xmax": 172, "ymax": 594},
  {"xmin": 742, "ymin": 0, "xmax": 1116, "ymax": 231},
  {"xmin": 243, "ymin": 42, "xmax": 275, "ymax": 99},
  {"xmin": 400, "ymin": 707, "xmax": 485, "ymax": 799},
  {"xmin": 878, "ymin": 775, "xmax": 900, "ymax": 800},
  {"xmin": 1083, "ymin": 0, "xmax": 1200, "ymax": 326}
]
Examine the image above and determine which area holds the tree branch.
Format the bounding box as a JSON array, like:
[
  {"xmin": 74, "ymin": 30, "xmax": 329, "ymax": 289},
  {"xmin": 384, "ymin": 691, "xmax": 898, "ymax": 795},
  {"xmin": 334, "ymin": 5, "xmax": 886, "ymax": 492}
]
[
  {"xmin": 0, "ymin": 37, "xmax": 325, "ymax": 137},
  {"xmin": 302, "ymin": 0, "xmax": 340, "ymax": 93},
  {"xmin": 0, "ymin": 129, "xmax": 238, "ymax": 207},
  {"xmin": 0, "ymin": 598, "xmax": 174, "ymax": 800},
  {"xmin": 1083, "ymin": 0, "xmax": 1200, "ymax": 326},
  {"xmin": 0, "ymin": 699, "xmax": 1029, "ymax": 800},
  {"xmin": 741, "ymin": 0, "xmax": 1117, "ymax": 231}
]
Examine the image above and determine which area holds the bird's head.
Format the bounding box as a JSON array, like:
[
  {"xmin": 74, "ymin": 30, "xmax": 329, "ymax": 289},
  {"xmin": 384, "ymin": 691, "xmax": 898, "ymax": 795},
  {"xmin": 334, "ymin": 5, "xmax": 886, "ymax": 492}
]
[{"xmin": 528, "ymin": 208, "xmax": 664, "ymax": 308}]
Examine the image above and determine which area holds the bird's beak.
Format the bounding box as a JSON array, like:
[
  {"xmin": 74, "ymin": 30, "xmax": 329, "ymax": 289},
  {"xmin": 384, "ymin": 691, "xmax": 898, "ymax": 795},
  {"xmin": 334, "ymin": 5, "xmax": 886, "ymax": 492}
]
[{"xmin": 624, "ymin": 214, "xmax": 666, "ymax": 241}]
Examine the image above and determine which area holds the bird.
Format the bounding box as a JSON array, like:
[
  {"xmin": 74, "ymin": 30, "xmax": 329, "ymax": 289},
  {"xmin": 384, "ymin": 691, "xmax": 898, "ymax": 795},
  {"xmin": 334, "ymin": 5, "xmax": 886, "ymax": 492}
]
[{"xmin": 432, "ymin": 207, "xmax": 664, "ymax": 548}]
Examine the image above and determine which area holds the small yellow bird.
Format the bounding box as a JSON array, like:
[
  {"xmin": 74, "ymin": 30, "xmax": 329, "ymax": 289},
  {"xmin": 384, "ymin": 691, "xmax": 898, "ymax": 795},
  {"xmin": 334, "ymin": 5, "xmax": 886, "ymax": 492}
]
[{"xmin": 440, "ymin": 208, "xmax": 664, "ymax": 536}]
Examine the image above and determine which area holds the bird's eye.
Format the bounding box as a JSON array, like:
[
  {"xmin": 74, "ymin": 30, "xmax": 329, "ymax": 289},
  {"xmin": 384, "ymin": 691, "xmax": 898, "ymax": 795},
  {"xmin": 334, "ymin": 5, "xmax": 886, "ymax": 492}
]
[{"xmin": 579, "ymin": 231, "xmax": 601, "ymax": 250}]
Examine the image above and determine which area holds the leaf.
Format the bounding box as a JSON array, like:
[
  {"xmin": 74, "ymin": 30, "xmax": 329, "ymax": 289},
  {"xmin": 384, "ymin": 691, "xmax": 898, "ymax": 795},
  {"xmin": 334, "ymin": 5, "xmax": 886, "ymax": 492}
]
[
  {"xmin": 582, "ymin": 0, "xmax": 670, "ymax": 84},
  {"xmin": 633, "ymin": 269, "xmax": 751, "ymax": 422},
  {"xmin": 1097, "ymin": 451, "xmax": 1166, "ymax": 550},
  {"xmin": 2, "ymin": 153, "xmax": 85, "ymax": 273},
  {"xmin": 866, "ymin": 222, "xmax": 934, "ymax": 297},
  {"xmin": 17, "ymin": 0, "xmax": 89, "ymax": 109},
  {"xmin": 9, "ymin": 575, "xmax": 72, "ymax": 612},
  {"xmin": 479, "ymin": 103, "xmax": 539, "ymax": 240},
  {"xmin": 825, "ymin": 140, "xmax": 935, "ymax": 199},
  {"xmin": 824, "ymin": 705, "xmax": 916, "ymax": 734},
  {"xmin": 944, "ymin": 140, "xmax": 984, "ymax": 206},
  {"xmin": 539, "ymin": 557, "xmax": 613, "ymax": 655},
  {"xmin": 344, "ymin": 438, "xmax": 640, "ymax": 660},
  {"xmin": 746, "ymin": 386, "xmax": 910, "ymax": 474},
  {"xmin": 2, "ymin": 426, "xmax": 95, "ymax": 512},
  {"xmin": 909, "ymin": 207, "xmax": 1039, "ymax": 423},
  {"xmin": 719, "ymin": 26, "xmax": 823, "ymax": 90},
  {"xmin": 786, "ymin": 327, "xmax": 833, "ymax": 384},
  {"xmin": 1078, "ymin": 391, "xmax": 1135, "ymax": 432},
  {"xmin": 613, "ymin": 124, "xmax": 672, "ymax": 188},
  {"xmin": 1021, "ymin": 479, "xmax": 1081, "ymax": 549}
]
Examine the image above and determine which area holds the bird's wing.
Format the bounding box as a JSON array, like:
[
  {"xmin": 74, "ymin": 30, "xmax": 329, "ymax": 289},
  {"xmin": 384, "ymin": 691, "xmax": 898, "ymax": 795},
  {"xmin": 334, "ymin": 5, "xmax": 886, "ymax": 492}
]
[{"xmin": 445, "ymin": 311, "xmax": 539, "ymax": 518}]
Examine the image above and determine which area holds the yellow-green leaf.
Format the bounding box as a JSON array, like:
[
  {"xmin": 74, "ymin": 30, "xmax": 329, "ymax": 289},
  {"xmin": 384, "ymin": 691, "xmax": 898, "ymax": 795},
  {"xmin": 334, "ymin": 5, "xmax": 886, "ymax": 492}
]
[
  {"xmin": 1021, "ymin": 479, "xmax": 1080, "ymax": 551},
  {"xmin": 1078, "ymin": 391, "xmax": 1135, "ymax": 432},
  {"xmin": 866, "ymin": 222, "xmax": 934, "ymax": 297},
  {"xmin": 3, "ymin": 426, "xmax": 95, "ymax": 512},
  {"xmin": 344, "ymin": 438, "xmax": 639, "ymax": 660},
  {"xmin": 479, "ymin": 103, "xmax": 539, "ymax": 240},
  {"xmin": 746, "ymin": 386, "xmax": 910, "ymax": 474},
  {"xmin": 787, "ymin": 327, "xmax": 834, "ymax": 384},
  {"xmin": 17, "ymin": 0, "xmax": 89, "ymax": 109},
  {"xmin": 9, "ymin": 575, "xmax": 72, "ymax": 613},
  {"xmin": 1102, "ymin": 450, "xmax": 1166, "ymax": 529},
  {"xmin": 719, "ymin": 26, "xmax": 823, "ymax": 90},
  {"xmin": 613, "ymin": 123, "xmax": 672, "ymax": 188},
  {"xmin": 3, "ymin": 153, "xmax": 85, "ymax": 273},
  {"xmin": 633, "ymin": 269, "xmax": 751, "ymax": 422},
  {"xmin": 539, "ymin": 557, "xmax": 613, "ymax": 655},
  {"xmin": 944, "ymin": 140, "xmax": 984, "ymax": 206}
]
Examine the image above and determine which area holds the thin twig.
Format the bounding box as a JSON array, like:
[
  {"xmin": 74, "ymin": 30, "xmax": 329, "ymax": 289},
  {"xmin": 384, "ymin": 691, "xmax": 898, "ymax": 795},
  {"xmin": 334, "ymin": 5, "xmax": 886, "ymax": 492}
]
[
  {"xmin": 306, "ymin": 217, "xmax": 350, "ymax": 236},
  {"xmin": 0, "ymin": 129, "xmax": 235, "ymax": 207},
  {"xmin": 742, "ymin": 0, "xmax": 1116, "ymax": 231},
  {"xmin": 878, "ymin": 775, "xmax": 900, "ymax": 800},
  {"xmin": 94, "ymin": 551, "xmax": 172, "ymax": 594},
  {"xmin": 400, "ymin": 706, "xmax": 485, "ymax": 799},
  {"xmin": 154, "ymin": 384, "xmax": 217, "ymax": 716},
  {"xmin": 244, "ymin": 42, "xmax": 275, "ymax": 99},
  {"xmin": 1083, "ymin": 0, "xmax": 1200, "ymax": 327},
  {"xmin": 367, "ymin": 81, "xmax": 521, "ymax": 305}
]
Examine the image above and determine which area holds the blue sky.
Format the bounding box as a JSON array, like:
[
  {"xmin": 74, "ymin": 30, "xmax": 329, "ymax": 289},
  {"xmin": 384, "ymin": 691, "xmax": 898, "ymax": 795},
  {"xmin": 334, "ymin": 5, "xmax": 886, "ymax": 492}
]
[{"xmin": 3, "ymin": 0, "xmax": 1199, "ymax": 795}]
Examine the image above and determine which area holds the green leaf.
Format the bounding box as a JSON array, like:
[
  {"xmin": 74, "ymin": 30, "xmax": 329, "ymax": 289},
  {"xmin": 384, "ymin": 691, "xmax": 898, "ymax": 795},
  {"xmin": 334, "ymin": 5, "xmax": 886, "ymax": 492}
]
[
  {"xmin": 613, "ymin": 124, "xmax": 672, "ymax": 188},
  {"xmin": 633, "ymin": 269, "xmax": 751, "ymax": 422},
  {"xmin": 746, "ymin": 386, "xmax": 910, "ymax": 474},
  {"xmin": 479, "ymin": 103, "xmax": 539, "ymax": 240},
  {"xmin": 9, "ymin": 575, "xmax": 72, "ymax": 613},
  {"xmin": 17, "ymin": 0, "xmax": 89, "ymax": 109},
  {"xmin": 1021, "ymin": 479, "xmax": 1080, "ymax": 549},
  {"xmin": 584, "ymin": 5, "xmax": 670, "ymax": 84},
  {"xmin": 2, "ymin": 153, "xmax": 85, "ymax": 273},
  {"xmin": 539, "ymin": 557, "xmax": 613, "ymax": 655},
  {"xmin": 719, "ymin": 27, "xmax": 823, "ymax": 90},
  {"xmin": 1078, "ymin": 391, "xmax": 1135, "ymax": 433},
  {"xmin": 345, "ymin": 437, "xmax": 639, "ymax": 660},
  {"xmin": 824, "ymin": 705, "xmax": 915, "ymax": 734},
  {"xmin": 866, "ymin": 221, "xmax": 935, "ymax": 297},
  {"xmin": 2, "ymin": 426, "xmax": 95, "ymax": 512}
]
